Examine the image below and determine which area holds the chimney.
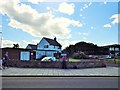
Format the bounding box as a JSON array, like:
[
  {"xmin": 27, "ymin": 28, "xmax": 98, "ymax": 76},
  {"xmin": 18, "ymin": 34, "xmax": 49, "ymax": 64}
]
[{"xmin": 54, "ymin": 37, "xmax": 56, "ymax": 41}]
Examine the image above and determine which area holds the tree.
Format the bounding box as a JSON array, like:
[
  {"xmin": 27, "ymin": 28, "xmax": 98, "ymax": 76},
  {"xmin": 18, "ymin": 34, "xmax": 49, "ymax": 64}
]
[
  {"xmin": 72, "ymin": 51, "xmax": 88, "ymax": 59},
  {"xmin": 13, "ymin": 44, "xmax": 19, "ymax": 48}
]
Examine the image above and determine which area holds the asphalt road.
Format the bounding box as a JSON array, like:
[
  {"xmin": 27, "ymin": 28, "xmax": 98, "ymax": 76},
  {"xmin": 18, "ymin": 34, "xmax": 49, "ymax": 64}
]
[{"xmin": 1, "ymin": 77, "xmax": 119, "ymax": 88}]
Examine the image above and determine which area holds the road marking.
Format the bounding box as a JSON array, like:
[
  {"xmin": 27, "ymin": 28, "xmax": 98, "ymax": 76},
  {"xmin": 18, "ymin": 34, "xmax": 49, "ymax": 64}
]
[{"xmin": 1, "ymin": 76, "xmax": 119, "ymax": 79}]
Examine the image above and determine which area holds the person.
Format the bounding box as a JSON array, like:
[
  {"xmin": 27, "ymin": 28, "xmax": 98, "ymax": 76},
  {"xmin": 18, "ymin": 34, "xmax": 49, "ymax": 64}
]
[
  {"xmin": 0, "ymin": 58, "xmax": 3, "ymax": 70},
  {"xmin": 2, "ymin": 52, "xmax": 9, "ymax": 69},
  {"xmin": 62, "ymin": 56, "xmax": 67, "ymax": 69}
]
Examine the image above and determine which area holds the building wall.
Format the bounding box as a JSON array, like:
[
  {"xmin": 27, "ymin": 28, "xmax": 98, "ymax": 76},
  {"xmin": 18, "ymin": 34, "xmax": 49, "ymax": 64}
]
[
  {"xmin": 2, "ymin": 48, "xmax": 21, "ymax": 60},
  {"xmin": 2, "ymin": 48, "xmax": 30, "ymax": 60},
  {"xmin": 37, "ymin": 38, "xmax": 61, "ymax": 52},
  {"xmin": 36, "ymin": 38, "xmax": 62, "ymax": 59},
  {"xmin": 36, "ymin": 51, "xmax": 45, "ymax": 59},
  {"xmin": 109, "ymin": 47, "xmax": 120, "ymax": 56},
  {"xmin": 37, "ymin": 39, "xmax": 49, "ymax": 50},
  {"xmin": 36, "ymin": 50, "xmax": 57, "ymax": 59}
]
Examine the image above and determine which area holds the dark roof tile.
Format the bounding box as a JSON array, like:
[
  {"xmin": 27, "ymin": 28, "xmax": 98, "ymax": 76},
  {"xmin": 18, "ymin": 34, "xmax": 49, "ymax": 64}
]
[
  {"xmin": 27, "ymin": 44, "xmax": 37, "ymax": 50},
  {"xmin": 43, "ymin": 37, "xmax": 62, "ymax": 47}
]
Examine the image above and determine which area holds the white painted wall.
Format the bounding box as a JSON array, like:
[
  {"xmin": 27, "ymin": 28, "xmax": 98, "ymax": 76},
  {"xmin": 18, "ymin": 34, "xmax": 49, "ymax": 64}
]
[
  {"xmin": 37, "ymin": 39, "xmax": 49, "ymax": 50},
  {"xmin": 36, "ymin": 38, "xmax": 62, "ymax": 59},
  {"xmin": 37, "ymin": 38, "xmax": 61, "ymax": 52},
  {"xmin": 36, "ymin": 51, "xmax": 45, "ymax": 59}
]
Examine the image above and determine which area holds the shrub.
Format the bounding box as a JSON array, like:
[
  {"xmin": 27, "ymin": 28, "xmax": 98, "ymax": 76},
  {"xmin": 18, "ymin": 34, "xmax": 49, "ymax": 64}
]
[{"xmin": 72, "ymin": 52, "xmax": 88, "ymax": 59}]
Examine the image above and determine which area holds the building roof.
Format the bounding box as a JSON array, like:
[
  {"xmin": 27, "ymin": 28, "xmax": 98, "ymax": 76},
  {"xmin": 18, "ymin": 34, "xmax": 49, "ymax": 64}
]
[
  {"xmin": 2, "ymin": 47, "xmax": 30, "ymax": 51},
  {"xmin": 43, "ymin": 37, "xmax": 62, "ymax": 47},
  {"xmin": 102, "ymin": 44, "xmax": 120, "ymax": 48},
  {"xmin": 27, "ymin": 44, "xmax": 37, "ymax": 50}
]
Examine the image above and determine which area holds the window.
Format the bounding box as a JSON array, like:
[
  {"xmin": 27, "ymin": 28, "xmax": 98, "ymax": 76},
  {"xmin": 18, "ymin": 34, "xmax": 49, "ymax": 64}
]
[
  {"xmin": 58, "ymin": 46, "xmax": 61, "ymax": 49},
  {"xmin": 44, "ymin": 45, "xmax": 48, "ymax": 48}
]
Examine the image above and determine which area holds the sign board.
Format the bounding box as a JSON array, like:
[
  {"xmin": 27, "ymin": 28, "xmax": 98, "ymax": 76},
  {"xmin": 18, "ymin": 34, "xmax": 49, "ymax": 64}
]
[{"xmin": 61, "ymin": 53, "xmax": 67, "ymax": 56}]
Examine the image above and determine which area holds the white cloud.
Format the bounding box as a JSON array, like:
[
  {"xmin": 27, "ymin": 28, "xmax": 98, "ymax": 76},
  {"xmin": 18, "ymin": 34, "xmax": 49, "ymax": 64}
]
[
  {"xmin": 0, "ymin": 25, "xmax": 2, "ymax": 28},
  {"xmin": 78, "ymin": 32, "xmax": 88, "ymax": 36},
  {"xmin": 104, "ymin": 2, "xmax": 107, "ymax": 4},
  {"xmin": 58, "ymin": 2, "xmax": 75, "ymax": 15},
  {"xmin": 2, "ymin": 39, "xmax": 17, "ymax": 48},
  {"xmin": 21, "ymin": 39, "xmax": 40, "ymax": 48},
  {"xmin": 80, "ymin": 9, "xmax": 83, "ymax": 11},
  {"xmin": 83, "ymin": 37, "xmax": 86, "ymax": 40},
  {"xmin": 103, "ymin": 14, "xmax": 120, "ymax": 28},
  {"xmin": 46, "ymin": 7, "xmax": 51, "ymax": 10},
  {"xmin": 80, "ymin": 2, "xmax": 92, "ymax": 12},
  {"xmin": 90, "ymin": 26, "xmax": 96, "ymax": 30},
  {"xmin": 59, "ymin": 40, "xmax": 78, "ymax": 49},
  {"xmin": 0, "ymin": 0, "xmax": 82, "ymax": 39},
  {"xmin": 88, "ymin": 2, "xmax": 92, "ymax": 6},
  {"xmin": 59, "ymin": 39, "xmax": 95, "ymax": 50},
  {"xmin": 91, "ymin": 26, "xmax": 94, "ymax": 29},
  {"xmin": 110, "ymin": 14, "xmax": 120, "ymax": 24},
  {"xmin": 2, "ymin": 39, "xmax": 40, "ymax": 48},
  {"xmin": 27, "ymin": 0, "xmax": 45, "ymax": 4},
  {"xmin": 103, "ymin": 24, "xmax": 111, "ymax": 28},
  {"xmin": 80, "ymin": 14, "xmax": 83, "ymax": 17}
]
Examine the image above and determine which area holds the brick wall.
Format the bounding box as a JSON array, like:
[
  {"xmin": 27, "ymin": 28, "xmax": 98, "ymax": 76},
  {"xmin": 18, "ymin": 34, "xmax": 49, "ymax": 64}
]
[
  {"xmin": 2, "ymin": 48, "xmax": 30, "ymax": 60},
  {"xmin": 7, "ymin": 60, "xmax": 106, "ymax": 68}
]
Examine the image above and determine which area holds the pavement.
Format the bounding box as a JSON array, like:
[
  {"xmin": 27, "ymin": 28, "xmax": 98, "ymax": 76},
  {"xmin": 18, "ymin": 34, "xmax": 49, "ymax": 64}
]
[{"xmin": 0, "ymin": 66, "xmax": 119, "ymax": 76}]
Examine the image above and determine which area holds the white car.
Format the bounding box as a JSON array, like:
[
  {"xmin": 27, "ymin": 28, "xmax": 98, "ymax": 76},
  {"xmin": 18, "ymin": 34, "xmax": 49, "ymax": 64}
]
[{"xmin": 41, "ymin": 57, "xmax": 56, "ymax": 61}]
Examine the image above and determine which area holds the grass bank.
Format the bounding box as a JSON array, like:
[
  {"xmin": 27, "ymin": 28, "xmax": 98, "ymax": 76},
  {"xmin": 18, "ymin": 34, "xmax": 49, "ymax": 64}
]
[
  {"xmin": 106, "ymin": 59, "xmax": 120, "ymax": 64},
  {"xmin": 68, "ymin": 58, "xmax": 81, "ymax": 62}
]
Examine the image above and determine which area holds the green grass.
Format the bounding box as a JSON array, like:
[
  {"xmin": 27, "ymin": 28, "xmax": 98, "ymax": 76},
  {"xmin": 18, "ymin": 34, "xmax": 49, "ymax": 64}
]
[
  {"xmin": 106, "ymin": 59, "xmax": 120, "ymax": 63},
  {"xmin": 68, "ymin": 58, "xmax": 81, "ymax": 62}
]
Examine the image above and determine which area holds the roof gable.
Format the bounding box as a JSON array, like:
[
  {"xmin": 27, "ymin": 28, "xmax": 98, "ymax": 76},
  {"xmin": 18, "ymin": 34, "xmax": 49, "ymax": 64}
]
[
  {"xmin": 43, "ymin": 37, "xmax": 62, "ymax": 47},
  {"xmin": 26, "ymin": 44, "xmax": 37, "ymax": 50}
]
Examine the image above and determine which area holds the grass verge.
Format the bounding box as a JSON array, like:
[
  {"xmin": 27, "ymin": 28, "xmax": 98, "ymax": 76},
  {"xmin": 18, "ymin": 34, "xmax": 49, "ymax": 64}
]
[{"xmin": 68, "ymin": 58, "xmax": 81, "ymax": 62}]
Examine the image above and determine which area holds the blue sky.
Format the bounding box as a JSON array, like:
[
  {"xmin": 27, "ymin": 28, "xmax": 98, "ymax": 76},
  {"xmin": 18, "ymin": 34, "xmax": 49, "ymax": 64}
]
[{"xmin": 0, "ymin": 0, "xmax": 119, "ymax": 49}]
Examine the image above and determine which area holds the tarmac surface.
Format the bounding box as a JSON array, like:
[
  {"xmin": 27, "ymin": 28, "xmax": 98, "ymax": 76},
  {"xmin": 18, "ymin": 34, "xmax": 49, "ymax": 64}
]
[
  {"xmin": 1, "ymin": 66, "xmax": 119, "ymax": 76},
  {"xmin": 2, "ymin": 77, "xmax": 119, "ymax": 88}
]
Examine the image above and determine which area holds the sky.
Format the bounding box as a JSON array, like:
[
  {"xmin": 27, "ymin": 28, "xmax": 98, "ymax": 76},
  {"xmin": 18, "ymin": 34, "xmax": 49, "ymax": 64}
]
[{"xmin": 0, "ymin": 0, "xmax": 119, "ymax": 49}]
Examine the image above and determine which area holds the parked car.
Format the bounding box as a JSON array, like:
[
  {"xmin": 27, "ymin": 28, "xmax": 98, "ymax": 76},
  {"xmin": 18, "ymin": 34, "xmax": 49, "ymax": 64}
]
[{"xmin": 41, "ymin": 57, "xmax": 56, "ymax": 61}]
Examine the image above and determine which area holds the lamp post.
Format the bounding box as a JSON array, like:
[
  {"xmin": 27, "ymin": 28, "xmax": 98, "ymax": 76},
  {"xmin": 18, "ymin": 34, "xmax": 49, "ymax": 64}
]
[
  {"xmin": 0, "ymin": 32, "xmax": 2, "ymax": 48},
  {"xmin": 0, "ymin": 32, "xmax": 2, "ymax": 59}
]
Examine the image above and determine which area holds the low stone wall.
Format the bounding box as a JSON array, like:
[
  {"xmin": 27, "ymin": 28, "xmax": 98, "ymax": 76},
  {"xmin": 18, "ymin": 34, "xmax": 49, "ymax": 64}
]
[{"xmin": 7, "ymin": 60, "xmax": 106, "ymax": 68}]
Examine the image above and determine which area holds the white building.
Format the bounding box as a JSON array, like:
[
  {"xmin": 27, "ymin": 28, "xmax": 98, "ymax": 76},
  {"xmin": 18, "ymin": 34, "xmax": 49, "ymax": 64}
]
[{"xmin": 36, "ymin": 37, "xmax": 62, "ymax": 59}]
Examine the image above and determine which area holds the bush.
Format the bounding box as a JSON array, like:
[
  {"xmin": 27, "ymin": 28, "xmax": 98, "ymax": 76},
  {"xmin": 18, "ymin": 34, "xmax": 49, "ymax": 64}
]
[
  {"xmin": 72, "ymin": 52, "xmax": 88, "ymax": 59},
  {"xmin": 73, "ymin": 65, "xmax": 77, "ymax": 69}
]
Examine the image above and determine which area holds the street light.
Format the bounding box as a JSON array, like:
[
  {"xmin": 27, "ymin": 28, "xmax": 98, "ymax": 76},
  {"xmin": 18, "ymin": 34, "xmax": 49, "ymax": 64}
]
[
  {"xmin": 0, "ymin": 32, "xmax": 2, "ymax": 48},
  {"xmin": 0, "ymin": 32, "xmax": 2, "ymax": 60}
]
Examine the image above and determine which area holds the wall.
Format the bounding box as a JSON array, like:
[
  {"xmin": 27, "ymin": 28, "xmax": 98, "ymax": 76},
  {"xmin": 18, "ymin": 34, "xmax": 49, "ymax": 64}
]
[
  {"xmin": 36, "ymin": 38, "xmax": 61, "ymax": 59},
  {"xmin": 7, "ymin": 60, "xmax": 106, "ymax": 68},
  {"xmin": 2, "ymin": 48, "xmax": 20, "ymax": 60},
  {"xmin": 2, "ymin": 48, "xmax": 30, "ymax": 60},
  {"xmin": 37, "ymin": 39, "xmax": 49, "ymax": 50},
  {"xmin": 38, "ymin": 39, "xmax": 61, "ymax": 52}
]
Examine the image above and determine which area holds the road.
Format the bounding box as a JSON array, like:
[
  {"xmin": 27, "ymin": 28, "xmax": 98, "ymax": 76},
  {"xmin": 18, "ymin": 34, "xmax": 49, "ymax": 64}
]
[{"xmin": 1, "ymin": 77, "xmax": 119, "ymax": 88}]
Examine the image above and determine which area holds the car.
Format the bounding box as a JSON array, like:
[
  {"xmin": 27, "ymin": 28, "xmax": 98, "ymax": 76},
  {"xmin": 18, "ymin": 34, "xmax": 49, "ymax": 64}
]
[{"xmin": 41, "ymin": 57, "xmax": 56, "ymax": 61}]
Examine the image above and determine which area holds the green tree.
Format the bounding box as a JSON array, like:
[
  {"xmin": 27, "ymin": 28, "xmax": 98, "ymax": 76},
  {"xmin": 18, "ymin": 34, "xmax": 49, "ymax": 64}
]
[{"xmin": 13, "ymin": 43, "xmax": 19, "ymax": 48}]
